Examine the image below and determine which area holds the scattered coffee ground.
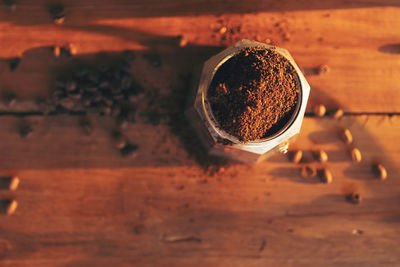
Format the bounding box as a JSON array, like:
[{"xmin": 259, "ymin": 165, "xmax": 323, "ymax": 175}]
[{"xmin": 207, "ymin": 47, "xmax": 300, "ymax": 142}]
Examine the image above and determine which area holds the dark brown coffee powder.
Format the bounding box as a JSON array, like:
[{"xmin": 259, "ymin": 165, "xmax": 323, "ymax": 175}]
[{"xmin": 207, "ymin": 47, "xmax": 300, "ymax": 142}]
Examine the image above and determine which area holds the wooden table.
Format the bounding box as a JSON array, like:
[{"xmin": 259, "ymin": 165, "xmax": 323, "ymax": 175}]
[{"xmin": 0, "ymin": 1, "xmax": 399, "ymax": 266}]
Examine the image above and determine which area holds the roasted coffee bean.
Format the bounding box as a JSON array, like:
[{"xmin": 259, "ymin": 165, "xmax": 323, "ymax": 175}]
[
  {"xmin": 340, "ymin": 128, "xmax": 353, "ymax": 144},
  {"xmin": 313, "ymin": 104, "xmax": 326, "ymax": 117},
  {"xmin": 59, "ymin": 98, "xmax": 75, "ymax": 110},
  {"xmin": 290, "ymin": 150, "xmax": 302, "ymax": 163},
  {"xmin": 179, "ymin": 36, "xmax": 188, "ymax": 47},
  {"xmin": 332, "ymin": 108, "xmax": 344, "ymax": 119},
  {"xmin": 314, "ymin": 149, "xmax": 328, "ymax": 163},
  {"xmin": 53, "ymin": 46, "xmax": 61, "ymax": 57},
  {"xmin": 319, "ymin": 168, "xmax": 332, "ymax": 184},
  {"xmin": 9, "ymin": 57, "xmax": 21, "ymax": 71},
  {"xmin": 372, "ymin": 163, "xmax": 387, "ymax": 180},
  {"xmin": 114, "ymin": 134, "xmax": 127, "ymax": 150},
  {"xmin": 6, "ymin": 199, "xmax": 18, "ymax": 215},
  {"xmin": 300, "ymin": 165, "xmax": 316, "ymax": 178},
  {"xmin": 9, "ymin": 175, "xmax": 19, "ymax": 191},
  {"xmin": 346, "ymin": 192, "xmax": 361, "ymax": 204},
  {"xmin": 120, "ymin": 143, "xmax": 138, "ymax": 157},
  {"xmin": 116, "ymin": 118, "xmax": 128, "ymax": 130},
  {"xmin": 19, "ymin": 123, "xmax": 33, "ymax": 138},
  {"xmin": 4, "ymin": 92, "xmax": 17, "ymax": 107},
  {"xmin": 318, "ymin": 64, "xmax": 330, "ymax": 75},
  {"xmin": 53, "ymin": 16, "xmax": 64, "ymax": 25},
  {"xmin": 65, "ymin": 80, "xmax": 77, "ymax": 92},
  {"xmin": 350, "ymin": 147, "xmax": 362, "ymax": 163},
  {"xmin": 68, "ymin": 92, "xmax": 81, "ymax": 100}
]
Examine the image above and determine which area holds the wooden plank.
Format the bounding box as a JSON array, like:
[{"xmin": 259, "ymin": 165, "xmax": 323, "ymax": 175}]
[
  {"xmin": 1, "ymin": 4, "xmax": 400, "ymax": 112},
  {"xmin": 0, "ymin": 115, "xmax": 399, "ymax": 266}
]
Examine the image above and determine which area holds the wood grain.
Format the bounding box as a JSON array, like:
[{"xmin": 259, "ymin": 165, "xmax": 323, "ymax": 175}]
[
  {"xmin": 0, "ymin": 3, "xmax": 400, "ymax": 112},
  {"xmin": 1, "ymin": 1, "xmax": 400, "ymax": 266},
  {"xmin": 0, "ymin": 115, "xmax": 399, "ymax": 266}
]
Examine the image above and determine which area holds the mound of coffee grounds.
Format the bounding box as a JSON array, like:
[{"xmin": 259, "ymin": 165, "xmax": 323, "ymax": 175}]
[{"xmin": 207, "ymin": 47, "xmax": 300, "ymax": 142}]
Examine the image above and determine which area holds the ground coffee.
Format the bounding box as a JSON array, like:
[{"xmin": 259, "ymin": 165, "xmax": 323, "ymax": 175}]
[{"xmin": 207, "ymin": 47, "xmax": 300, "ymax": 142}]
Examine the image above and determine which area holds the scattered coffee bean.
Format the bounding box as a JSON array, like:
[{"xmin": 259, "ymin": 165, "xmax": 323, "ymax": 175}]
[
  {"xmin": 9, "ymin": 57, "xmax": 21, "ymax": 71},
  {"xmin": 350, "ymin": 147, "xmax": 362, "ymax": 163},
  {"xmin": 219, "ymin": 26, "xmax": 227, "ymax": 34},
  {"xmin": 318, "ymin": 64, "xmax": 330, "ymax": 75},
  {"xmin": 314, "ymin": 149, "xmax": 328, "ymax": 163},
  {"xmin": 9, "ymin": 175, "xmax": 19, "ymax": 191},
  {"xmin": 313, "ymin": 104, "xmax": 326, "ymax": 117},
  {"xmin": 4, "ymin": 92, "xmax": 17, "ymax": 107},
  {"xmin": 114, "ymin": 135, "xmax": 127, "ymax": 150},
  {"xmin": 339, "ymin": 128, "xmax": 353, "ymax": 144},
  {"xmin": 19, "ymin": 123, "xmax": 33, "ymax": 138},
  {"xmin": 49, "ymin": 4, "xmax": 65, "ymax": 24},
  {"xmin": 300, "ymin": 165, "xmax": 316, "ymax": 178},
  {"xmin": 290, "ymin": 150, "xmax": 303, "ymax": 163},
  {"xmin": 53, "ymin": 46, "xmax": 61, "ymax": 57},
  {"xmin": 6, "ymin": 199, "xmax": 18, "ymax": 215},
  {"xmin": 372, "ymin": 163, "xmax": 387, "ymax": 180},
  {"xmin": 67, "ymin": 43, "xmax": 77, "ymax": 56},
  {"xmin": 179, "ymin": 36, "xmax": 188, "ymax": 47},
  {"xmin": 319, "ymin": 168, "xmax": 332, "ymax": 184},
  {"xmin": 120, "ymin": 143, "xmax": 138, "ymax": 157},
  {"xmin": 59, "ymin": 98, "xmax": 75, "ymax": 110},
  {"xmin": 53, "ymin": 16, "xmax": 65, "ymax": 25},
  {"xmin": 346, "ymin": 192, "xmax": 361, "ymax": 204},
  {"xmin": 332, "ymin": 108, "xmax": 344, "ymax": 119}
]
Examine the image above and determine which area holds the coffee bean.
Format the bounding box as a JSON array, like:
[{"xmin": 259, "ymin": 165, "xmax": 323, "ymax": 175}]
[
  {"xmin": 9, "ymin": 175, "xmax": 19, "ymax": 191},
  {"xmin": 300, "ymin": 165, "xmax": 316, "ymax": 178},
  {"xmin": 6, "ymin": 199, "xmax": 18, "ymax": 215},
  {"xmin": 313, "ymin": 104, "xmax": 326, "ymax": 117},
  {"xmin": 332, "ymin": 108, "xmax": 344, "ymax": 119},
  {"xmin": 114, "ymin": 135, "xmax": 127, "ymax": 150},
  {"xmin": 179, "ymin": 36, "xmax": 188, "ymax": 47},
  {"xmin": 350, "ymin": 147, "xmax": 362, "ymax": 163},
  {"xmin": 346, "ymin": 192, "xmax": 361, "ymax": 204},
  {"xmin": 59, "ymin": 98, "xmax": 75, "ymax": 110},
  {"xmin": 4, "ymin": 92, "xmax": 17, "ymax": 107},
  {"xmin": 53, "ymin": 16, "xmax": 65, "ymax": 25},
  {"xmin": 372, "ymin": 163, "xmax": 387, "ymax": 180},
  {"xmin": 19, "ymin": 123, "xmax": 33, "ymax": 138},
  {"xmin": 318, "ymin": 64, "xmax": 330, "ymax": 75},
  {"xmin": 116, "ymin": 118, "xmax": 128, "ymax": 130},
  {"xmin": 339, "ymin": 128, "xmax": 353, "ymax": 144},
  {"xmin": 49, "ymin": 4, "xmax": 64, "ymax": 17},
  {"xmin": 65, "ymin": 80, "xmax": 77, "ymax": 92},
  {"xmin": 9, "ymin": 57, "xmax": 21, "ymax": 71},
  {"xmin": 314, "ymin": 149, "xmax": 328, "ymax": 163},
  {"xmin": 53, "ymin": 46, "xmax": 61, "ymax": 57},
  {"xmin": 319, "ymin": 168, "xmax": 332, "ymax": 184},
  {"xmin": 219, "ymin": 26, "xmax": 227, "ymax": 34},
  {"xmin": 290, "ymin": 150, "xmax": 302, "ymax": 163},
  {"xmin": 120, "ymin": 143, "xmax": 138, "ymax": 157},
  {"xmin": 66, "ymin": 43, "xmax": 77, "ymax": 56}
]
